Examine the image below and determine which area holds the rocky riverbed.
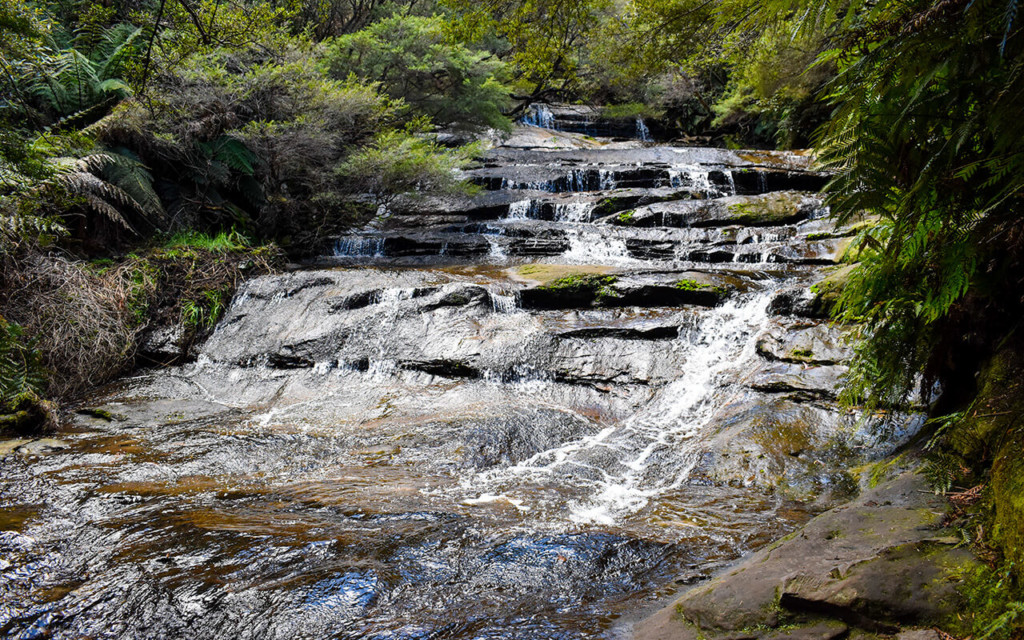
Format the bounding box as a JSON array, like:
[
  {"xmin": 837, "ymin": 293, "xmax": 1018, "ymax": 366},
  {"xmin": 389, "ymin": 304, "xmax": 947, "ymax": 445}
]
[{"xmin": 0, "ymin": 123, "xmax": 936, "ymax": 639}]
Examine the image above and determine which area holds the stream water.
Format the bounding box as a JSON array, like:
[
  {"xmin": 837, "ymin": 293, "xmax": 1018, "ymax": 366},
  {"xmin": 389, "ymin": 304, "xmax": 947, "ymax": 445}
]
[{"xmin": 0, "ymin": 123, "xmax": 921, "ymax": 639}]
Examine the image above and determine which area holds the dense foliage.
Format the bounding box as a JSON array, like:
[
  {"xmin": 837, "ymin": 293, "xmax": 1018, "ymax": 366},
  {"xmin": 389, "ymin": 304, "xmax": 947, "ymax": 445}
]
[{"xmin": 0, "ymin": 0, "xmax": 512, "ymax": 412}]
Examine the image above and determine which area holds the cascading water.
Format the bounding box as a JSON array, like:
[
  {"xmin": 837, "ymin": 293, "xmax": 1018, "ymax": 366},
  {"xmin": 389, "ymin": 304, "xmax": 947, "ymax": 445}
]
[
  {"xmin": 636, "ymin": 118, "xmax": 652, "ymax": 142},
  {"xmin": 1, "ymin": 125, "xmax": 915, "ymax": 640},
  {"xmin": 336, "ymin": 235, "xmax": 385, "ymax": 257},
  {"xmin": 507, "ymin": 199, "xmax": 535, "ymax": 219},
  {"xmin": 552, "ymin": 201, "xmax": 595, "ymax": 222},
  {"xmin": 521, "ymin": 104, "xmax": 555, "ymax": 129},
  {"xmin": 465, "ymin": 289, "xmax": 775, "ymax": 525},
  {"xmin": 563, "ymin": 228, "xmax": 636, "ymax": 264}
]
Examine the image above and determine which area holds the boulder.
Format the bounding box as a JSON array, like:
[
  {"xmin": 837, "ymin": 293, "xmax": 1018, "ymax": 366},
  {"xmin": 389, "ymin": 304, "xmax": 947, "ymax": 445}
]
[{"xmin": 631, "ymin": 472, "xmax": 981, "ymax": 640}]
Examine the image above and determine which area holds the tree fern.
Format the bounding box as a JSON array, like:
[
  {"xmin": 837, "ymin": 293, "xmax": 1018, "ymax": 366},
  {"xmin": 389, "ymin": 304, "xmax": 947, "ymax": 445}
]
[{"xmin": 34, "ymin": 150, "xmax": 165, "ymax": 232}]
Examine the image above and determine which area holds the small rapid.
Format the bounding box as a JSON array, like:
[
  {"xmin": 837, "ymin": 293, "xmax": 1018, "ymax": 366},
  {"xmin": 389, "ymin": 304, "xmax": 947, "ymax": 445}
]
[{"xmin": 465, "ymin": 289, "xmax": 775, "ymax": 526}]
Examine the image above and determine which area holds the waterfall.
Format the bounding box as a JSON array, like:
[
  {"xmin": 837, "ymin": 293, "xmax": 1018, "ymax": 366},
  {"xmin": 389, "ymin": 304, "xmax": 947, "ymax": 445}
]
[
  {"xmin": 486, "ymin": 235, "xmax": 508, "ymax": 260},
  {"xmin": 562, "ymin": 228, "xmax": 636, "ymax": 264},
  {"xmin": 668, "ymin": 166, "xmax": 715, "ymax": 194},
  {"xmin": 15, "ymin": 127, "xmax": 897, "ymax": 640},
  {"xmin": 489, "ymin": 288, "xmax": 518, "ymax": 313},
  {"xmin": 598, "ymin": 169, "xmax": 617, "ymax": 191},
  {"xmin": 552, "ymin": 201, "xmax": 595, "ymax": 222},
  {"xmin": 506, "ymin": 199, "xmax": 535, "ymax": 219},
  {"xmin": 521, "ymin": 104, "xmax": 555, "ymax": 129},
  {"xmin": 335, "ymin": 236, "xmax": 384, "ymax": 257},
  {"xmin": 467, "ymin": 288, "xmax": 776, "ymax": 525},
  {"xmin": 636, "ymin": 118, "xmax": 652, "ymax": 142}
]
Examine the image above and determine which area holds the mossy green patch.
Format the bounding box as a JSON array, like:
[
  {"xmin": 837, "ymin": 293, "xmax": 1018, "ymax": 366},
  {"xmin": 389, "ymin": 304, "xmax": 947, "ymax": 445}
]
[
  {"xmin": 725, "ymin": 192, "xmax": 804, "ymax": 225},
  {"xmin": 810, "ymin": 264, "xmax": 857, "ymax": 312},
  {"xmin": 675, "ymin": 279, "xmax": 728, "ymax": 296},
  {"xmin": 948, "ymin": 562, "xmax": 1024, "ymax": 640},
  {"xmin": 515, "ymin": 264, "xmax": 615, "ymax": 285},
  {"xmin": 539, "ymin": 274, "xmax": 620, "ymax": 301},
  {"xmin": 674, "ymin": 279, "xmax": 711, "ymax": 292},
  {"xmin": 77, "ymin": 408, "xmax": 120, "ymax": 421}
]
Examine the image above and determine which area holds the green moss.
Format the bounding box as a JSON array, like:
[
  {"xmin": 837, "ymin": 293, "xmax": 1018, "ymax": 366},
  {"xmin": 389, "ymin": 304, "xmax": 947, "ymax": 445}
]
[
  {"xmin": 948, "ymin": 562, "xmax": 1024, "ymax": 640},
  {"xmin": 725, "ymin": 192, "xmax": 803, "ymax": 225},
  {"xmin": 992, "ymin": 426, "xmax": 1024, "ymax": 571},
  {"xmin": 790, "ymin": 348, "xmax": 814, "ymax": 359},
  {"xmin": 675, "ymin": 279, "xmax": 728, "ymax": 296},
  {"xmin": 157, "ymin": 229, "xmax": 251, "ymax": 253},
  {"xmin": 539, "ymin": 274, "xmax": 618, "ymax": 293},
  {"xmin": 674, "ymin": 279, "xmax": 712, "ymax": 292},
  {"xmin": 810, "ymin": 264, "xmax": 857, "ymax": 312},
  {"xmin": 78, "ymin": 408, "xmax": 120, "ymax": 421},
  {"xmin": 515, "ymin": 264, "xmax": 613, "ymax": 284},
  {"xmin": 616, "ymin": 210, "xmax": 636, "ymax": 225},
  {"xmin": 805, "ymin": 232, "xmax": 833, "ymax": 241}
]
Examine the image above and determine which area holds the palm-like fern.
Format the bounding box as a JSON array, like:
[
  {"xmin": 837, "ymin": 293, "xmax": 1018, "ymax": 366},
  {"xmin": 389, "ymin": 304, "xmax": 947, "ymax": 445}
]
[
  {"xmin": 20, "ymin": 25, "xmax": 142, "ymax": 120},
  {"xmin": 35, "ymin": 150, "xmax": 165, "ymax": 232},
  {"xmin": 778, "ymin": 0, "xmax": 1024, "ymax": 407}
]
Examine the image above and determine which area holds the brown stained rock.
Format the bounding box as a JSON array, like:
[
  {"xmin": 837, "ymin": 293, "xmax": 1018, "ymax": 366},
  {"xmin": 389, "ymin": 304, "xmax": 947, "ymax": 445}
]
[
  {"xmin": 632, "ymin": 472, "xmax": 976, "ymax": 639},
  {"xmin": 780, "ymin": 543, "xmax": 974, "ymax": 632}
]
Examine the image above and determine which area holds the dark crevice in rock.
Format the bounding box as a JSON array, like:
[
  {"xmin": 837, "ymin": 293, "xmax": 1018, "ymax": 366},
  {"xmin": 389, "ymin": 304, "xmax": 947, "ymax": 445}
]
[
  {"xmin": 778, "ymin": 594, "xmax": 900, "ymax": 635},
  {"xmin": 399, "ymin": 359, "xmax": 481, "ymax": 379},
  {"xmin": 556, "ymin": 326, "xmax": 680, "ymax": 340},
  {"xmin": 265, "ymin": 354, "xmax": 315, "ymax": 369},
  {"xmin": 328, "ymin": 289, "xmax": 384, "ymax": 312}
]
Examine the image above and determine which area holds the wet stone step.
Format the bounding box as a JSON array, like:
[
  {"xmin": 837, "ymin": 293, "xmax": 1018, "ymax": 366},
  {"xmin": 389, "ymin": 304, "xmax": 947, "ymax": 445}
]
[
  {"xmin": 466, "ymin": 166, "xmax": 826, "ymax": 195},
  {"xmin": 331, "ymin": 228, "xmax": 849, "ymax": 265},
  {"xmin": 483, "ymin": 145, "xmax": 817, "ymax": 171},
  {"xmin": 519, "ymin": 278, "xmax": 728, "ymax": 311},
  {"xmin": 602, "ymin": 191, "xmax": 824, "ymax": 229}
]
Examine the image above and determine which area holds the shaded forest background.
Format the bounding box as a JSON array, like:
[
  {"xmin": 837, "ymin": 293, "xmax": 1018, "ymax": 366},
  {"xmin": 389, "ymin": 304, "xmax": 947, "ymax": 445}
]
[{"xmin": 2, "ymin": 0, "xmax": 1024, "ymax": 636}]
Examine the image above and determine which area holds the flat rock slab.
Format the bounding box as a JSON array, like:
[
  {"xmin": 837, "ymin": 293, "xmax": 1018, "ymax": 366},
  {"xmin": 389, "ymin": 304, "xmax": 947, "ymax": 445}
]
[{"xmin": 631, "ymin": 472, "xmax": 978, "ymax": 640}]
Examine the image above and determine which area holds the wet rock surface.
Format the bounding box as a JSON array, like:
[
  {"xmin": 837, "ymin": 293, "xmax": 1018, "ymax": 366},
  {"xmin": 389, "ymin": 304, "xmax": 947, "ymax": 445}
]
[
  {"xmin": 0, "ymin": 123, "xmax": 926, "ymax": 639},
  {"xmin": 630, "ymin": 472, "xmax": 978, "ymax": 640}
]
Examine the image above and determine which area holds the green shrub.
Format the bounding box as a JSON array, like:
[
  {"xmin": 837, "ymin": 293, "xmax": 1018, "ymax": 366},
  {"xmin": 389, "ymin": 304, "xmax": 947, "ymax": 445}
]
[
  {"xmin": 324, "ymin": 14, "xmax": 512, "ymax": 131},
  {"xmin": 336, "ymin": 128, "xmax": 480, "ymax": 209}
]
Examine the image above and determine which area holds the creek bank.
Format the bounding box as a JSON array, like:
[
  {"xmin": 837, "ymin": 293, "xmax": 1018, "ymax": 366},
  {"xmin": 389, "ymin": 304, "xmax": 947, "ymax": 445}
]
[{"xmin": 630, "ymin": 470, "xmax": 980, "ymax": 640}]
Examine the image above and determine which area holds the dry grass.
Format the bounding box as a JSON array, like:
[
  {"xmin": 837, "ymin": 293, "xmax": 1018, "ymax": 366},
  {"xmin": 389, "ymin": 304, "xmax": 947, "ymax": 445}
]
[{"xmin": 1, "ymin": 254, "xmax": 153, "ymax": 398}]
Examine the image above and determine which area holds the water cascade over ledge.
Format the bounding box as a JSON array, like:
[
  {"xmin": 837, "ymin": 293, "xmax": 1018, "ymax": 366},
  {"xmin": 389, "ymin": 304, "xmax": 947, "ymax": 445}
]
[{"xmin": 0, "ymin": 123, "xmax": 922, "ymax": 639}]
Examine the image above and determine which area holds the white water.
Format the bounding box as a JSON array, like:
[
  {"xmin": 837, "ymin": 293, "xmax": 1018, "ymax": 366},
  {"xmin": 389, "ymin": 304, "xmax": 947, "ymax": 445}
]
[
  {"xmin": 486, "ymin": 236, "xmax": 508, "ymax": 260},
  {"xmin": 489, "ymin": 288, "xmax": 519, "ymax": 313},
  {"xmin": 500, "ymin": 177, "xmax": 555, "ymax": 192},
  {"xmin": 667, "ymin": 165, "xmax": 735, "ymax": 197},
  {"xmin": 335, "ymin": 236, "xmax": 385, "ymax": 257},
  {"xmin": 506, "ymin": 199, "xmax": 534, "ymax": 219},
  {"xmin": 636, "ymin": 118, "xmax": 652, "ymax": 142},
  {"xmin": 598, "ymin": 169, "xmax": 617, "ymax": 191},
  {"xmin": 562, "ymin": 228, "xmax": 636, "ymax": 264},
  {"xmin": 465, "ymin": 289, "xmax": 776, "ymax": 525},
  {"xmin": 521, "ymin": 104, "xmax": 555, "ymax": 129},
  {"xmin": 552, "ymin": 201, "xmax": 595, "ymax": 222}
]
